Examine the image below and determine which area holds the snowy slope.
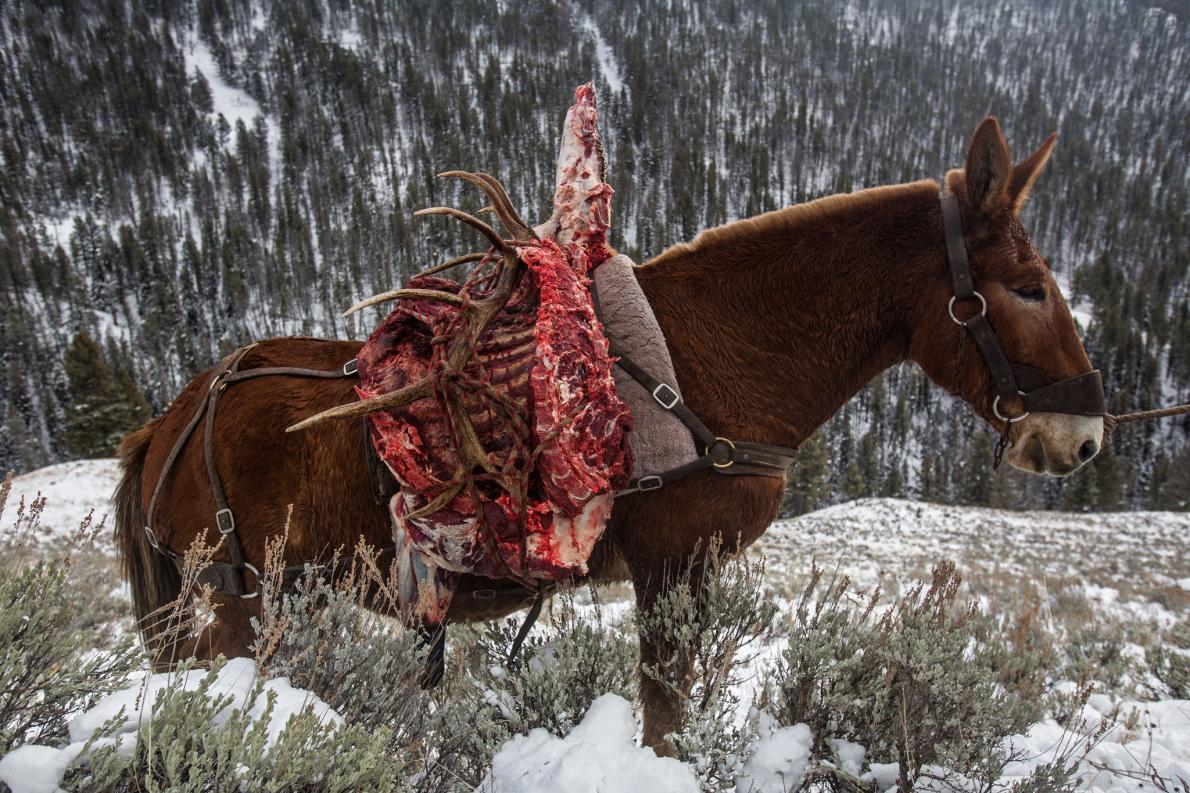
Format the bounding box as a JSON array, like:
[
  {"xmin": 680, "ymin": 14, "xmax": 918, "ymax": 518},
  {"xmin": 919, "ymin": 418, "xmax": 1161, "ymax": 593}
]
[
  {"xmin": 6, "ymin": 458, "xmax": 1190, "ymax": 583},
  {"xmin": 3, "ymin": 460, "xmax": 1190, "ymax": 789},
  {"xmin": 761, "ymin": 498, "xmax": 1190, "ymax": 588},
  {"xmin": 4, "ymin": 459, "xmax": 120, "ymax": 545}
]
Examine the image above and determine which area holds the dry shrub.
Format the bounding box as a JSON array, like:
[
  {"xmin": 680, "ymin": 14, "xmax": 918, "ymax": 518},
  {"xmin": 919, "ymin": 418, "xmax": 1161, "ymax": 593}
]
[
  {"xmin": 0, "ymin": 472, "xmax": 142, "ymax": 755},
  {"xmin": 762, "ymin": 562, "xmax": 1049, "ymax": 792},
  {"xmin": 636, "ymin": 538, "xmax": 779, "ymax": 791}
]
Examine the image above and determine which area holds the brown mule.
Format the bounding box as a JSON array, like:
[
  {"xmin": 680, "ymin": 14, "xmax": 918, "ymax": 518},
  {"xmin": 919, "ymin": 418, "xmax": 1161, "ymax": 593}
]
[{"xmin": 114, "ymin": 117, "xmax": 1102, "ymax": 751}]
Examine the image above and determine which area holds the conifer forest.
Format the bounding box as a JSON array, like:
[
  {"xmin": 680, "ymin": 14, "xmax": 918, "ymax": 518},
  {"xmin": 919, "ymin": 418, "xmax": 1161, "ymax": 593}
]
[{"xmin": 1, "ymin": 0, "xmax": 1187, "ymax": 512}]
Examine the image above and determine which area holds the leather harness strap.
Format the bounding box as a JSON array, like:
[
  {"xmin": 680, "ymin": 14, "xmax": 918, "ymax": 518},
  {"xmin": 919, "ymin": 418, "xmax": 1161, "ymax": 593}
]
[
  {"xmin": 144, "ymin": 345, "xmax": 359, "ymax": 598},
  {"xmin": 588, "ymin": 277, "xmax": 799, "ymax": 497},
  {"xmin": 940, "ymin": 190, "xmax": 1105, "ymax": 424}
]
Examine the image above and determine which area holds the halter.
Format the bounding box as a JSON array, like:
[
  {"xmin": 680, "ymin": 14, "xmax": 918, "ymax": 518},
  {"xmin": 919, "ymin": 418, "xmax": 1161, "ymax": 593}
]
[{"xmin": 940, "ymin": 190, "xmax": 1106, "ymax": 462}]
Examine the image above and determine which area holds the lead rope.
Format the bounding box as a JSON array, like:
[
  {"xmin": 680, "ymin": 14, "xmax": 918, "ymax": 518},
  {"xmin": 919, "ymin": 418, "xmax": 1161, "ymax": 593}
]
[{"xmin": 1105, "ymin": 403, "xmax": 1190, "ymax": 434}]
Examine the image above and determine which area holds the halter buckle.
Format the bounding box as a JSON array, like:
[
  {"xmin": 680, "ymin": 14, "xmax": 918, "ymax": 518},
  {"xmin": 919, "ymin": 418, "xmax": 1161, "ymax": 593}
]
[
  {"xmin": 636, "ymin": 475, "xmax": 663, "ymax": 492},
  {"xmin": 144, "ymin": 525, "xmax": 160, "ymax": 550},
  {"xmin": 215, "ymin": 508, "xmax": 236, "ymax": 534},
  {"xmin": 948, "ymin": 292, "xmax": 987, "ymax": 326},
  {"xmin": 343, "ymin": 359, "xmax": 359, "ymax": 376}
]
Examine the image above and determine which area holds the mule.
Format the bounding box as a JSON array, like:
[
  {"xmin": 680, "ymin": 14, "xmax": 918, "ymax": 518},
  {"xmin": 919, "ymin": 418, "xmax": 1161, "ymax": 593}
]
[{"xmin": 114, "ymin": 118, "xmax": 1103, "ymax": 750}]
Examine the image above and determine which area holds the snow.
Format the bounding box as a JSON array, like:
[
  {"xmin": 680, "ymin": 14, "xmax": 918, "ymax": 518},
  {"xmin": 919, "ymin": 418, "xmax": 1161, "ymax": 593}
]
[
  {"xmin": 759, "ymin": 497, "xmax": 1190, "ymax": 625},
  {"xmin": 736, "ymin": 717, "xmax": 814, "ymax": 793},
  {"xmin": 1002, "ymin": 698, "xmax": 1190, "ymax": 791},
  {"xmin": 5, "ymin": 459, "xmax": 120, "ymax": 545},
  {"xmin": 6, "ymin": 461, "xmax": 1190, "ymax": 788},
  {"xmin": 580, "ymin": 15, "xmax": 626, "ymax": 95},
  {"xmin": 829, "ymin": 737, "xmax": 866, "ymax": 776},
  {"xmin": 183, "ymin": 37, "xmax": 280, "ymax": 172},
  {"xmin": 481, "ymin": 694, "xmax": 699, "ymax": 793},
  {"xmin": 0, "ymin": 658, "xmax": 343, "ymax": 793},
  {"xmin": 0, "ymin": 745, "xmax": 81, "ymax": 793},
  {"xmin": 186, "ymin": 39, "xmax": 262, "ymax": 132}
]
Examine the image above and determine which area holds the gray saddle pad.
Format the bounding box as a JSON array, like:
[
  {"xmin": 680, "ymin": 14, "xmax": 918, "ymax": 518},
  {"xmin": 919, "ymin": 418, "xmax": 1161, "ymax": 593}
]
[{"xmin": 593, "ymin": 254, "xmax": 699, "ymax": 477}]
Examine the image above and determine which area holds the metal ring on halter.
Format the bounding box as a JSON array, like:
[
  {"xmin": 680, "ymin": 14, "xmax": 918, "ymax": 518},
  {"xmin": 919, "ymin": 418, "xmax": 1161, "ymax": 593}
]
[
  {"xmin": 993, "ymin": 393, "xmax": 1030, "ymax": 424},
  {"xmin": 239, "ymin": 562, "xmax": 261, "ymax": 600},
  {"xmin": 710, "ymin": 437, "xmax": 736, "ymax": 468},
  {"xmin": 948, "ymin": 292, "xmax": 987, "ymax": 325}
]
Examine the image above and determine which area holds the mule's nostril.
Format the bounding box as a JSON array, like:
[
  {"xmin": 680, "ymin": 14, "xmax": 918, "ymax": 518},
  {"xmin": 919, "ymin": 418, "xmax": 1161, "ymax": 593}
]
[{"xmin": 1078, "ymin": 440, "xmax": 1098, "ymax": 463}]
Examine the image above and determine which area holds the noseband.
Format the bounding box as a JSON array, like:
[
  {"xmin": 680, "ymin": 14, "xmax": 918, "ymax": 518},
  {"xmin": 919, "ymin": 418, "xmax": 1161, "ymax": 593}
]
[{"xmin": 940, "ymin": 191, "xmax": 1105, "ymax": 458}]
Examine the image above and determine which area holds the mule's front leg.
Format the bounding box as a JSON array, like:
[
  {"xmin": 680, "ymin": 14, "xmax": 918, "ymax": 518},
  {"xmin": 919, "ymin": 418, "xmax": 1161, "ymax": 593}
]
[
  {"xmin": 617, "ymin": 476, "xmax": 784, "ymax": 753},
  {"xmin": 632, "ymin": 564, "xmax": 699, "ymax": 754}
]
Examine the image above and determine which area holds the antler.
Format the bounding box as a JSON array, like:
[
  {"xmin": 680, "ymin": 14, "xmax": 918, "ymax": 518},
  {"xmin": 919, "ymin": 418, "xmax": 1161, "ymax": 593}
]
[
  {"xmin": 438, "ymin": 171, "xmax": 539, "ymax": 243},
  {"xmin": 287, "ymin": 175, "xmax": 529, "ymax": 437},
  {"xmin": 415, "ymin": 251, "xmax": 490, "ymax": 279},
  {"xmin": 285, "ymin": 378, "xmax": 433, "ymax": 432},
  {"xmin": 342, "ymin": 288, "xmax": 463, "ymax": 318}
]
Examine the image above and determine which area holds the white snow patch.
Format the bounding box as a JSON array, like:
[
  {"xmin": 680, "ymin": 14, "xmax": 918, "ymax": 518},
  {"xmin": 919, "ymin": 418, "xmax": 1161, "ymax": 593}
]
[
  {"xmin": 5, "ymin": 459, "xmax": 120, "ymax": 546},
  {"xmin": 186, "ymin": 39, "xmax": 262, "ymax": 130},
  {"xmin": 1002, "ymin": 698, "xmax": 1190, "ymax": 791},
  {"xmin": 736, "ymin": 716, "xmax": 814, "ymax": 793},
  {"xmin": 481, "ymin": 693, "xmax": 698, "ymax": 793},
  {"xmin": 580, "ymin": 15, "xmax": 626, "ymax": 94},
  {"xmin": 183, "ymin": 37, "xmax": 280, "ymax": 170},
  {"xmin": 758, "ymin": 497, "xmax": 1190, "ymax": 626},
  {"xmin": 0, "ymin": 658, "xmax": 342, "ymax": 793}
]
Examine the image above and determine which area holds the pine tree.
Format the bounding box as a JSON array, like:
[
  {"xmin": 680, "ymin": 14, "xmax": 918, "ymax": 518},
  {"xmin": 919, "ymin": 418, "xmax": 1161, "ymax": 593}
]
[
  {"xmin": 1063, "ymin": 462, "xmax": 1099, "ymax": 512},
  {"xmin": 841, "ymin": 461, "xmax": 866, "ymax": 501},
  {"xmin": 959, "ymin": 433, "xmax": 994, "ymax": 506},
  {"xmin": 63, "ymin": 332, "xmax": 149, "ymax": 458},
  {"xmin": 780, "ymin": 431, "xmax": 830, "ymax": 517}
]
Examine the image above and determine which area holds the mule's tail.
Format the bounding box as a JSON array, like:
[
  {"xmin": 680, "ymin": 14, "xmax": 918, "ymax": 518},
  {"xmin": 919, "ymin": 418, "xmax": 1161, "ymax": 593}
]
[{"xmin": 113, "ymin": 420, "xmax": 182, "ymax": 654}]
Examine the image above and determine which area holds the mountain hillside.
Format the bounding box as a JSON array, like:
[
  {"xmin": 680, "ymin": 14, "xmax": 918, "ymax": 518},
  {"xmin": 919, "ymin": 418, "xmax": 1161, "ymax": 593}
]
[{"xmin": 1, "ymin": 0, "xmax": 1187, "ymax": 510}]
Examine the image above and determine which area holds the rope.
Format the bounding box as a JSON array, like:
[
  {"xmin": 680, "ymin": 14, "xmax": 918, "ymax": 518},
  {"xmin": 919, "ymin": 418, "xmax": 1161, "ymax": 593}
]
[{"xmin": 1105, "ymin": 402, "xmax": 1190, "ymax": 435}]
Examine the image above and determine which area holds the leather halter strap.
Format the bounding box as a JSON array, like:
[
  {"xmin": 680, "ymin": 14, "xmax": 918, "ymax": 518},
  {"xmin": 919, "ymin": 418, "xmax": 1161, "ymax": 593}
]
[
  {"xmin": 940, "ymin": 191, "xmax": 1105, "ymax": 421},
  {"xmin": 144, "ymin": 345, "xmax": 359, "ymax": 598}
]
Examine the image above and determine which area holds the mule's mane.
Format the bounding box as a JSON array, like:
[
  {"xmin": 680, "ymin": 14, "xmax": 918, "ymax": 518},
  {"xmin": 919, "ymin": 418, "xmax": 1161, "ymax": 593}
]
[{"xmin": 643, "ymin": 179, "xmax": 940, "ymax": 268}]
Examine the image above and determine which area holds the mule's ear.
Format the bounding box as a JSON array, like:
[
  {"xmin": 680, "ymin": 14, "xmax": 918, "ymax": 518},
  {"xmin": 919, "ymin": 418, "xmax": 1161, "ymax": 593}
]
[
  {"xmin": 1008, "ymin": 133, "xmax": 1056, "ymax": 213},
  {"xmin": 965, "ymin": 117, "xmax": 1012, "ymax": 214}
]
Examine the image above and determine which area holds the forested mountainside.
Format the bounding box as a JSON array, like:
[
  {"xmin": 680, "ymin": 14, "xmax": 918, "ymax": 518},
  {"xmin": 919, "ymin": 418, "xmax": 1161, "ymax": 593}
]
[{"xmin": 1, "ymin": 0, "xmax": 1187, "ymax": 510}]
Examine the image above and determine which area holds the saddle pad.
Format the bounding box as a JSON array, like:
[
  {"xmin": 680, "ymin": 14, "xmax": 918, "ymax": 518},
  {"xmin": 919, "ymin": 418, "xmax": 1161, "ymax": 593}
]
[{"xmin": 594, "ymin": 255, "xmax": 699, "ymax": 477}]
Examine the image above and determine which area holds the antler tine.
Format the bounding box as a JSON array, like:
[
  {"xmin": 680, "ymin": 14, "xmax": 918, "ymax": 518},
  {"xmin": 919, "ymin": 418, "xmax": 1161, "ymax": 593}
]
[
  {"xmin": 414, "ymin": 207, "xmax": 512, "ymax": 253},
  {"xmin": 285, "ymin": 379, "xmax": 433, "ymax": 432},
  {"xmin": 437, "ymin": 171, "xmax": 538, "ymax": 243},
  {"xmin": 415, "ymin": 251, "xmax": 490, "ymax": 279},
  {"xmin": 293, "ymin": 197, "xmax": 530, "ymax": 436},
  {"xmin": 342, "ymin": 288, "xmax": 464, "ymax": 318}
]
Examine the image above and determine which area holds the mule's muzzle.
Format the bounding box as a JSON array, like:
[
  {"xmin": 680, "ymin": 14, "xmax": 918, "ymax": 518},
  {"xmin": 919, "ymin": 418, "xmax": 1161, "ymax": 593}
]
[{"xmin": 1006, "ymin": 413, "xmax": 1104, "ymax": 477}]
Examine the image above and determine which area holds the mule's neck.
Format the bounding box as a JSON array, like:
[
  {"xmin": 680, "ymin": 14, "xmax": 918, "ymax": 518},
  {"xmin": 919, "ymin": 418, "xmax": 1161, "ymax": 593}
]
[{"xmin": 634, "ymin": 180, "xmax": 945, "ymax": 449}]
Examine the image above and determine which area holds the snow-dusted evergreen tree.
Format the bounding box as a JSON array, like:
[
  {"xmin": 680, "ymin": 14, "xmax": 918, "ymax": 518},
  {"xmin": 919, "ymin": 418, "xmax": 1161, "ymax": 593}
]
[{"xmin": 0, "ymin": 0, "xmax": 1185, "ymax": 509}]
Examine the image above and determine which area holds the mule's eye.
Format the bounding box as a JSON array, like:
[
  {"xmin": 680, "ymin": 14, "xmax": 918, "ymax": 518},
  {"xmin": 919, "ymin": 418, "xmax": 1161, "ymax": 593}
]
[{"xmin": 1013, "ymin": 285, "xmax": 1046, "ymax": 302}]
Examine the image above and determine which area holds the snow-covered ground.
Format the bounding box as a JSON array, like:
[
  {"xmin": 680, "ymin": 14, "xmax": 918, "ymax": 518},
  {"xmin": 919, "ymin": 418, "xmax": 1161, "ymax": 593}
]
[
  {"xmin": 4, "ymin": 460, "xmax": 1189, "ymax": 790},
  {"xmin": 0, "ymin": 658, "xmax": 343, "ymax": 793},
  {"xmin": 760, "ymin": 498, "xmax": 1190, "ymax": 627},
  {"xmin": 4, "ymin": 459, "xmax": 120, "ymax": 546}
]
